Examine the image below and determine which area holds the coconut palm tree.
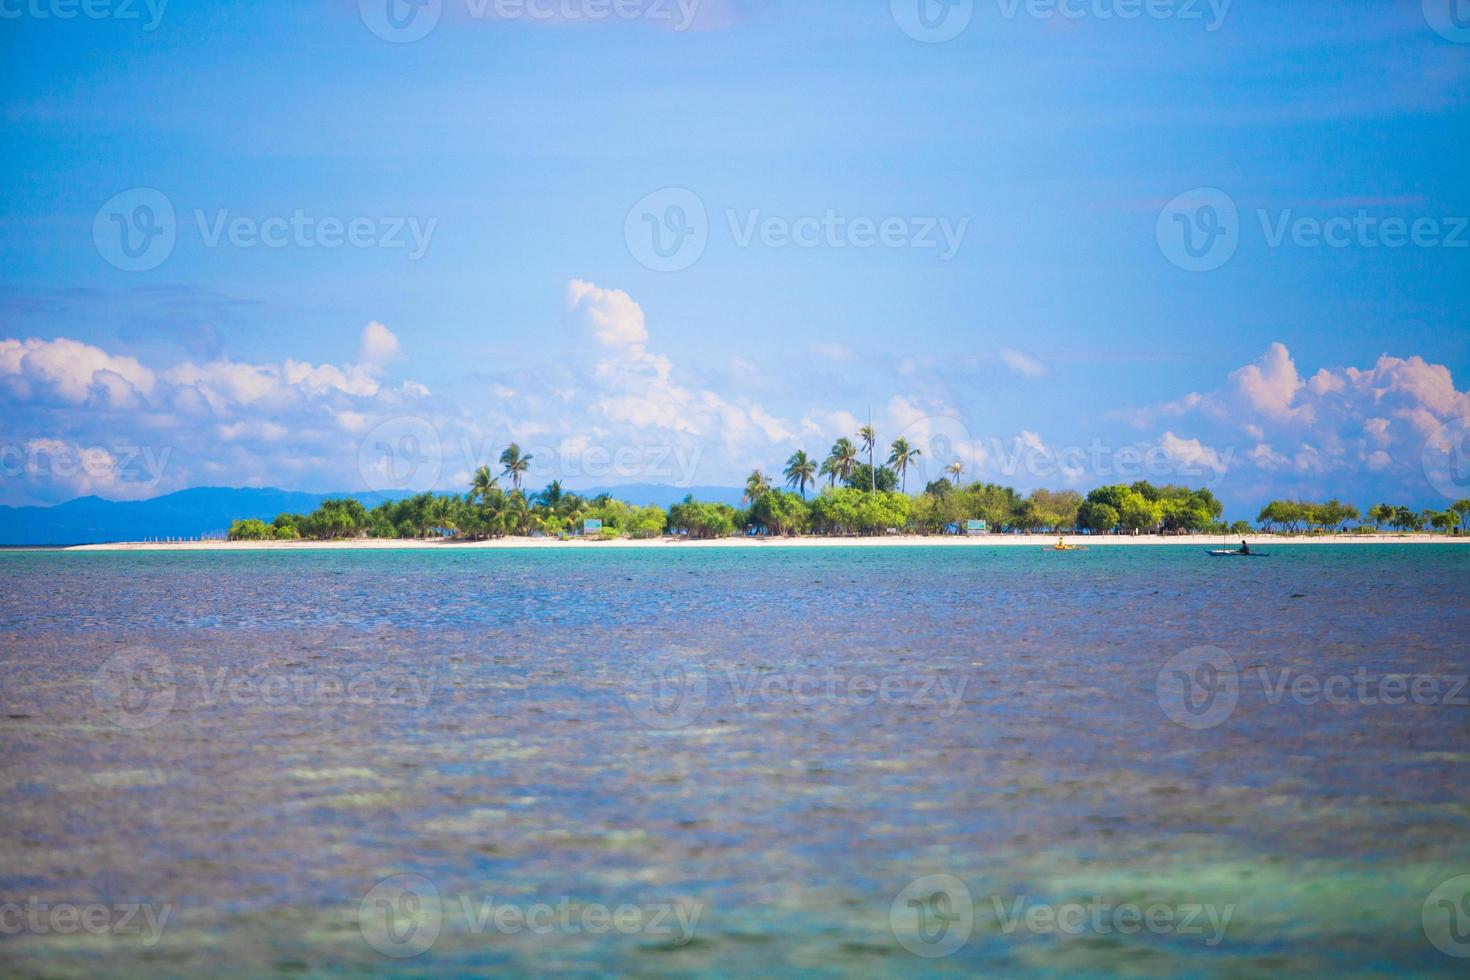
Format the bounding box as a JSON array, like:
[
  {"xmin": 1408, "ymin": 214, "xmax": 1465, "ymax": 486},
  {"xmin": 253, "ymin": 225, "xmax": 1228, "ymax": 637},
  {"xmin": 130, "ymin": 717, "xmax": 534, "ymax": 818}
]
[
  {"xmin": 470, "ymin": 465, "xmax": 499, "ymax": 505},
  {"xmin": 499, "ymin": 443, "xmax": 533, "ymax": 491},
  {"xmin": 946, "ymin": 461, "xmax": 964, "ymax": 485},
  {"xmin": 537, "ymin": 480, "xmax": 564, "ymax": 507},
  {"xmin": 858, "ymin": 423, "xmax": 877, "ymax": 493},
  {"xmin": 826, "ymin": 437, "xmax": 859, "ymax": 486},
  {"xmin": 743, "ymin": 470, "xmax": 772, "ymax": 504},
  {"xmin": 784, "ymin": 450, "xmax": 817, "ymax": 499},
  {"xmin": 888, "ymin": 437, "xmax": 922, "ymax": 494}
]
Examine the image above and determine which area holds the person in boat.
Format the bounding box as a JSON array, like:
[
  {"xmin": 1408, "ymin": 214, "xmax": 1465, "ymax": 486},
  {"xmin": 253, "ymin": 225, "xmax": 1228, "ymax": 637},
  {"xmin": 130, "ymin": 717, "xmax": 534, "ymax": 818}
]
[{"xmin": 1239, "ymin": 540, "xmax": 1251, "ymax": 555}]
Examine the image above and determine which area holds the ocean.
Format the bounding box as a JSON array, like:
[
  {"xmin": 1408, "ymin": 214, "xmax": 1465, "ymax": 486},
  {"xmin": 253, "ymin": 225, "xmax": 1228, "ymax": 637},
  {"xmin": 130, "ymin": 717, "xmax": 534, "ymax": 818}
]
[{"xmin": 1, "ymin": 545, "xmax": 1468, "ymax": 976}]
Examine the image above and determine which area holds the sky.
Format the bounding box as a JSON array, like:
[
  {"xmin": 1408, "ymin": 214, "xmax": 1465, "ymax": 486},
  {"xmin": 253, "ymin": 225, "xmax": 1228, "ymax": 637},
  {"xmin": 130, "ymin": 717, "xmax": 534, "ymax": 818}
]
[{"xmin": 1, "ymin": 0, "xmax": 1468, "ymax": 517}]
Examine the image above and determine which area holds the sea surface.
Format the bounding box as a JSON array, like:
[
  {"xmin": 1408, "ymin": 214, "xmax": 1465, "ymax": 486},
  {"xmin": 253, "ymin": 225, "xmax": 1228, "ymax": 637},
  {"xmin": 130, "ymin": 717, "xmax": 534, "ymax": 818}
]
[{"xmin": 1, "ymin": 545, "xmax": 1468, "ymax": 977}]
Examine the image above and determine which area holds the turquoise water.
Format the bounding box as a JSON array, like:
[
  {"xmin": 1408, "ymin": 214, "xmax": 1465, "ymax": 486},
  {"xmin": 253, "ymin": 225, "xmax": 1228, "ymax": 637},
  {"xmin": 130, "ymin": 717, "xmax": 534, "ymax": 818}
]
[{"xmin": 1, "ymin": 545, "xmax": 1468, "ymax": 976}]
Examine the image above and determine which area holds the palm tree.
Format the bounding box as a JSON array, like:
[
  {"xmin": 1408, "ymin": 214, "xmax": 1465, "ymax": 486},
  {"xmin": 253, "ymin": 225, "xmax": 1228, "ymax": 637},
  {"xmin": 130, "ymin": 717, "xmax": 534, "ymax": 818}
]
[
  {"xmin": 819, "ymin": 456, "xmax": 839, "ymax": 488},
  {"xmin": 470, "ymin": 465, "xmax": 499, "ymax": 505},
  {"xmin": 538, "ymin": 480, "xmax": 563, "ymax": 507},
  {"xmin": 946, "ymin": 461, "xmax": 964, "ymax": 485},
  {"xmin": 743, "ymin": 469, "xmax": 771, "ymax": 504},
  {"xmin": 826, "ymin": 437, "xmax": 859, "ymax": 487},
  {"xmin": 888, "ymin": 437, "xmax": 922, "ymax": 494},
  {"xmin": 783, "ymin": 450, "xmax": 817, "ymax": 499},
  {"xmin": 858, "ymin": 423, "xmax": 877, "ymax": 494},
  {"xmin": 499, "ymin": 443, "xmax": 533, "ymax": 491}
]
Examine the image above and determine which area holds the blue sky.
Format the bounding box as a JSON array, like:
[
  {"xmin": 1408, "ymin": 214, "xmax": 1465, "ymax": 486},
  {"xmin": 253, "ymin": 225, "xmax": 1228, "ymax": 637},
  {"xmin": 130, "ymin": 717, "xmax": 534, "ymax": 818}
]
[{"xmin": 2, "ymin": 0, "xmax": 1468, "ymax": 515}]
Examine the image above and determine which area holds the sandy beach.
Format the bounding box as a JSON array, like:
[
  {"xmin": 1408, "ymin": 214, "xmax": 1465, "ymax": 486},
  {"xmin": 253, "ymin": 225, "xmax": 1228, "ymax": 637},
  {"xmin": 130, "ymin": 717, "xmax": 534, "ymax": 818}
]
[{"xmin": 64, "ymin": 533, "xmax": 1470, "ymax": 551}]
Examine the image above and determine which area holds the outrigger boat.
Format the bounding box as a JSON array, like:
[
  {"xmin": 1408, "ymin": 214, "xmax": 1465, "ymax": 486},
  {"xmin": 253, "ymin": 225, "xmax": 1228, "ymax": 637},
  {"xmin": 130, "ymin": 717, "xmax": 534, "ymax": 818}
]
[{"xmin": 1045, "ymin": 540, "xmax": 1088, "ymax": 552}]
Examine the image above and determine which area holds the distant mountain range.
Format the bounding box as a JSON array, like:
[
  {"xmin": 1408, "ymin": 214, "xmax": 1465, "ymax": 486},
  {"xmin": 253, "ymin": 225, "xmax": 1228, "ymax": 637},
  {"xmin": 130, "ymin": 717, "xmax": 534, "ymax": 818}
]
[{"xmin": 0, "ymin": 484, "xmax": 746, "ymax": 546}]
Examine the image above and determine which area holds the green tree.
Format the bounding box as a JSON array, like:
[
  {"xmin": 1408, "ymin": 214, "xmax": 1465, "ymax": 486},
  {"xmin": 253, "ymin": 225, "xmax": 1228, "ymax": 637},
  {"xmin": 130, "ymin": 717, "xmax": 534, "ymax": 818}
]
[
  {"xmin": 743, "ymin": 469, "xmax": 772, "ymax": 504},
  {"xmin": 858, "ymin": 423, "xmax": 877, "ymax": 493},
  {"xmin": 783, "ymin": 450, "xmax": 817, "ymax": 499},
  {"xmin": 499, "ymin": 443, "xmax": 533, "ymax": 491},
  {"xmin": 887, "ymin": 437, "xmax": 922, "ymax": 494},
  {"xmin": 844, "ymin": 463, "xmax": 898, "ymax": 494},
  {"xmin": 228, "ymin": 518, "xmax": 272, "ymax": 541},
  {"xmin": 825, "ymin": 438, "xmax": 859, "ymax": 487}
]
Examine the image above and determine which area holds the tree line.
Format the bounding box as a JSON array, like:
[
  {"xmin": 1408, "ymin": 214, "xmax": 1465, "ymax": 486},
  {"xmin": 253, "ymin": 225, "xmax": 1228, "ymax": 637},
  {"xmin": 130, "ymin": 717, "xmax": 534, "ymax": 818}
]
[
  {"xmin": 225, "ymin": 434, "xmax": 1468, "ymax": 542},
  {"xmin": 1257, "ymin": 499, "xmax": 1470, "ymax": 535}
]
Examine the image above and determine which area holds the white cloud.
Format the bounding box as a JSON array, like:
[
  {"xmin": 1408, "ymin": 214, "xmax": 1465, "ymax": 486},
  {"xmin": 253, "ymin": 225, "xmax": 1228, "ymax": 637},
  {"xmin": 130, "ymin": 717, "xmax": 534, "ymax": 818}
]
[
  {"xmin": 358, "ymin": 321, "xmax": 402, "ymax": 368},
  {"xmin": 568, "ymin": 279, "xmax": 649, "ymax": 349},
  {"xmin": 999, "ymin": 348, "xmax": 1048, "ymax": 380},
  {"xmin": 0, "ymin": 337, "xmax": 155, "ymax": 406}
]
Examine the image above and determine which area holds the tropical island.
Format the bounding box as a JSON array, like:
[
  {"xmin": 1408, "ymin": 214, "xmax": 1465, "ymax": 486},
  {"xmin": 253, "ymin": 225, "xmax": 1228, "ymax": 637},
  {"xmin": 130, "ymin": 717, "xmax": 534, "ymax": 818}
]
[{"xmin": 212, "ymin": 434, "xmax": 1470, "ymax": 545}]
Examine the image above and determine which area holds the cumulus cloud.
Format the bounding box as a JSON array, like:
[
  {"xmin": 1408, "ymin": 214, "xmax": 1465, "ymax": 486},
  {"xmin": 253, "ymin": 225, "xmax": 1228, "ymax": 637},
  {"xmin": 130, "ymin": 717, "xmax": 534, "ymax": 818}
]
[
  {"xmin": 358, "ymin": 321, "xmax": 402, "ymax": 368},
  {"xmin": 0, "ymin": 337, "xmax": 156, "ymax": 406},
  {"xmin": 1121, "ymin": 342, "xmax": 1470, "ymax": 506},
  {"xmin": 0, "ymin": 323, "xmax": 434, "ymax": 505}
]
